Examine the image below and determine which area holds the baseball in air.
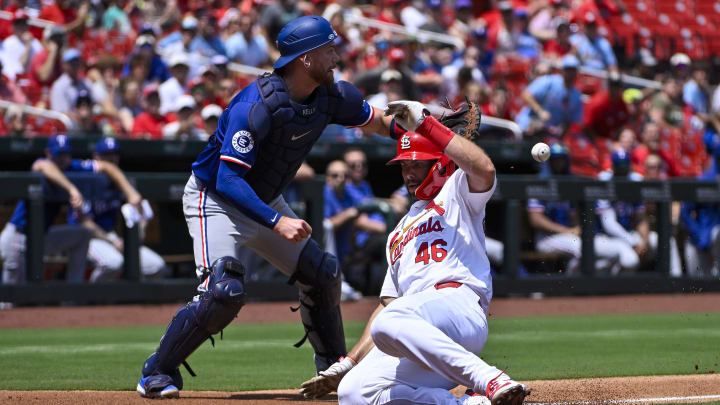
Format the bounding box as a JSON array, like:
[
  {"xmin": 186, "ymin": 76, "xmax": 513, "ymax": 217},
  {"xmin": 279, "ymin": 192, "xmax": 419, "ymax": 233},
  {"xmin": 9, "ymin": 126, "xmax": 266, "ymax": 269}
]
[{"xmin": 531, "ymin": 142, "xmax": 551, "ymax": 162}]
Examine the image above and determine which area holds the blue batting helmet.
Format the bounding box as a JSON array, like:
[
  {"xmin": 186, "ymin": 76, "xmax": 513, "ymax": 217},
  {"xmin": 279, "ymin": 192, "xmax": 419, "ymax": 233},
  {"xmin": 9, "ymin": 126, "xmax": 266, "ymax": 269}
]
[{"xmin": 273, "ymin": 15, "xmax": 338, "ymax": 69}]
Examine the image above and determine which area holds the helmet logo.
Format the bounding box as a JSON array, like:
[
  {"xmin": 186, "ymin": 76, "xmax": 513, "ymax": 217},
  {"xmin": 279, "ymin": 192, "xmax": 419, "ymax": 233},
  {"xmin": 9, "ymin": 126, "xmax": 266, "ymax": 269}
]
[{"xmin": 400, "ymin": 135, "xmax": 411, "ymax": 150}]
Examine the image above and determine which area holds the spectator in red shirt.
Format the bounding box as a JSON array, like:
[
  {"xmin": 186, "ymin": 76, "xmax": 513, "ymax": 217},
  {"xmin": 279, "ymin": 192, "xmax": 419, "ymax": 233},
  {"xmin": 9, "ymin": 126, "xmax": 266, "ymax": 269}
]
[
  {"xmin": 542, "ymin": 19, "xmax": 572, "ymax": 61},
  {"xmin": 131, "ymin": 87, "xmax": 169, "ymax": 140},
  {"xmin": 631, "ymin": 122, "xmax": 680, "ymax": 177},
  {"xmin": 28, "ymin": 26, "xmax": 67, "ymax": 103},
  {"xmin": 39, "ymin": 0, "xmax": 88, "ymax": 39},
  {"xmin": 583, "ymin": 73, "xmax": 629, "ymax": 139}
]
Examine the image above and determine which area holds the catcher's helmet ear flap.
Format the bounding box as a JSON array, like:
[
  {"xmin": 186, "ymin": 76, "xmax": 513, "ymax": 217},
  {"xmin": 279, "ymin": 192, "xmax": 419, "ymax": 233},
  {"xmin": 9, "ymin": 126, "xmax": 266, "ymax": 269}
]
[{"xmin": 387, "ymin": 132, "xmax": 456, "ymax": 200}]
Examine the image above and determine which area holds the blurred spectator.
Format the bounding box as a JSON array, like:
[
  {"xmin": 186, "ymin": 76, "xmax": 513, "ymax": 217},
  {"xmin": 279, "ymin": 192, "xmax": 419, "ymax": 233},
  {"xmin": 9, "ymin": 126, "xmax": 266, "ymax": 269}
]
[
  {"xmin": 158, "ymin": 16, "xmax": 198, "ymax": 56},
  {"xmin": 443, "ymin": 47, "xmax": 487, "ymax": 104},
  {"xmin": 1, "ymin": 10, "xmax": 43, "ymax": 80},
  {"xmin": 616, "ymin": 127, "xmax": 636, "ymax": 153},
  {"xmin": 512, "ymin": 8, "xmax": 542, "ymax": 60},
  {"xmin": 583, "ymin": 73, "xmax": 629, "ymax": 139},
  {"xmin": 117, "ymin": 79, "xmax": 142, "ymax": 134},
  {"xmin": 569, "ymin": 11, "xmax": 617, "ymax": 73},
  {"xmin": 0, "ymin": 135, "xmax": 91, "ymax": 285},
  {"xmin": 530, "ymin": 0, "xmax": 571, "ymax": 41},
  {"xmin": 39, "ymin": 0, "xmax": 89, "ymax": 36},
  {"xmin": 122, "ymin": 35, "xmax": 170, "ymax": 85},
  {"xmin": 162, "ymin": 94, "xmax": 204, "ymax": 140},
  {"xmin": 367, "ymin": 69, "xmax": 404, "ymax": 109},
  {"xmin": 224, "ymin": 12, "xmax": 270, "ymax": 67},
  {"xmin": 158, "ymin": 53, "xmax": 190, "ymax": 115},
  {"xmin": 481, "ymin": 87, "xmax": 511, "ymax": 120},
  {"xmin": 68, "ymin": 89, "xmax": 101, "ymax": 137},
  {"xmin": 679, "ymin": 59, "xmax": 711, "ymax": 117},
  {"xmin": 527, "ymin": 143, "xmax": 635, "ymax": 275},
  {"xmin": 631, "ymin": 122, "xmax": 680, "ymax": 177},
  {"xmin": 643, "ymin": 153, "xmax": 666, "ymax": 180},
  {"xmin": 0, "ymin": 61, "xmax": 27, "ymax": 104},
  {"xmin": 189, "ymin": 9, "xmax": 227, "ymax": 58},
  {"xmin": 217, "ymin": 77, "xmax": 237, "ymax": 107},
  {"xmin": 355, "ymin": 46, "xmax": 423, "ymax": 102},
  {"xmin": 29, "ymin": 26, "xmax": 67, "ymax": 100},
  {"xmin": 259, "ymin": 0, "xmax": 301, "ymax": 44},
  {"xmin": 102, "ymin": 0, "xmax": 131, "ymax": 34},
  {"xmin": 516, "ymin": 54, "xmax": 582, "ymax": 136},
  {"xmin": 131, "ymin": 86, "xmax": 169, "ymax": 139},
  {"xmin": 211, "ymin": 55, "xmax": 231, "ymax": 81},
  {"xmin": 681, "ymin": 158, "xmax": 720, "ymax": 278},
  {"xmin": 468, "ymin": 28, "xmax": 494, "ymax": 79},
  {"xmin": 488, "ymin": 1, "xmax": 515, "ymax": 53},
  {"xmin": 649, "ymin": 76, "xmax": 683, "ymax": 129},
  {"xmin": 50, "ymin": 49, "xmax": 93, "ymax": 114},
  {"xmin": 86, "ymin": 56, "xmax": 122, "ymax": 118},
  {"xmin": 200, "ymin": 104, "xmax": 222, "ymax": 138},
  {"xmin": 542, "ymin": 18, "xmax": 572, "ymax": 61}
]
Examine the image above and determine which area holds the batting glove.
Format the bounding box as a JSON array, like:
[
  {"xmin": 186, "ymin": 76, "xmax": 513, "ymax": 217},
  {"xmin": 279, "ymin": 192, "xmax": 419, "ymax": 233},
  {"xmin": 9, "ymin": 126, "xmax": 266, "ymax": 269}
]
[
  {"xmin": 384, "ymin": 101, "xmax": 429, "ymax": 131},
  {"xmin": 299, "ymin": 356, "xmax": 357, "ymax": 399}
]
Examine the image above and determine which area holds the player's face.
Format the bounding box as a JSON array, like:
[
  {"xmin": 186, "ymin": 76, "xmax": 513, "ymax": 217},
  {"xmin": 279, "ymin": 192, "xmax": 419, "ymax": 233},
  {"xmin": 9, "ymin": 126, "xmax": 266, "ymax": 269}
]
[
  {"xmin": 400, "ymin": 160, "xmax": 434, "ymax": 196},
  {"xmin": 306, "ymin": 43, "xmax": 339, "ymax": 86},
  {"xmin": 53, "ymin": 153, "xmax": 72, "ymax": 170}
]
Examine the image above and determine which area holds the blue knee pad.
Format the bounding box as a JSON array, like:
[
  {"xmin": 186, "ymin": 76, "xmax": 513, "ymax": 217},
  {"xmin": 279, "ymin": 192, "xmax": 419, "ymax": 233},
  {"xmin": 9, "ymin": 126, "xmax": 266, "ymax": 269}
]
[
  {"xmin": 142, "ymin": 257, "xmax": 246, "ymax": 381},
  {"xmin": 289, "ymin": 239, "xmax": 346, "ymax": 371}
]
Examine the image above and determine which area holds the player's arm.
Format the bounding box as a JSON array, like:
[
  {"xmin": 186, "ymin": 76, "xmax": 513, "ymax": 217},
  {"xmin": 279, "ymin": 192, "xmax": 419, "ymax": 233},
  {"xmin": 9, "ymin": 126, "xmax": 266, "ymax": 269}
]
[
  {"xmin": 95, "ymin": 160, "xmax": 142, "ymax": 207},
  {"xmin": 332, "ymin": 81, "xmax": 394, "ymax": 138},
  {"xmin": 354, "ymin": 214, "xmax": 386, "ymax": 233},
  {"xmin": 597, "ymin": 202, "xmax": 639, "ymax": 246},
  {"xmin": 300, "ymin": 297, "xmax": 395, "ymax": 399},
  {"xmin": 79, "ymin": 216, "xmax": 123, "ymax": 250},
  {"xmin": 31, "ymin": 159, "xmax": 84, "ymax": 211},
  {"xmin": 216, "ymin": 103, "xmax": 311, "ymax": 243},
  {"xmin": 527, "ymin": 208, "xmax": 580, "ymax": 235}
]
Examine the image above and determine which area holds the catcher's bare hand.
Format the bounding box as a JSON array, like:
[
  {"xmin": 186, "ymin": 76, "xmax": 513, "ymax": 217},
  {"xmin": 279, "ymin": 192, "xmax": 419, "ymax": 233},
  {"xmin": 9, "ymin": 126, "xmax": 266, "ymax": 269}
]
[
  {"xmin": 384, "ymin": 101, "xmax": 428, "ymax": 131},
  {"xmin": 299, "ymin": 357, "xmax": 356, "ymax": 399},
  {"xmin": 273, "ymin": 216, "xmax": 311, "ymax": 243}
]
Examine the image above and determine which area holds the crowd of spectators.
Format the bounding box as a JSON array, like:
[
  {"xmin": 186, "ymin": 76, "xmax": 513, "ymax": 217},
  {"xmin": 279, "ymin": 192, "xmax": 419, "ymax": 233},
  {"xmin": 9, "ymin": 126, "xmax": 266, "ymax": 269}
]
[{"xmin": 3, "ymin": 0, "xmax": 720, "ymax": 280}]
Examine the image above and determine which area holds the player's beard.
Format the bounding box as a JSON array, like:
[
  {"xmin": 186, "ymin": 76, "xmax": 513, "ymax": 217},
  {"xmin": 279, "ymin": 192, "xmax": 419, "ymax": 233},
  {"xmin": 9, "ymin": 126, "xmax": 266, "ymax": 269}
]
[{"xmin": 309, "ymin": 64, "xmax": 334, "ymax": 86}]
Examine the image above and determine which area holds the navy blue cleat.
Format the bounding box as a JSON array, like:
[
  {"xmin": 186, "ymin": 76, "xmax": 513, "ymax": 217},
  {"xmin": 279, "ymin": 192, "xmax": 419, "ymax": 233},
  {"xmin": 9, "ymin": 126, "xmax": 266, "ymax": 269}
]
[{"xmin": 137, "ymin": 375, "xmax": 180, "ymax": 399}]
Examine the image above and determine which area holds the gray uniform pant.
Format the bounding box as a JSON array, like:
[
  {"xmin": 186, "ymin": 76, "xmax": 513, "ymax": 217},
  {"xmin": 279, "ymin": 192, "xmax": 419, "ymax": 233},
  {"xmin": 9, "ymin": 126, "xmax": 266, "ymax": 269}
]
[
  {"xmin": 87, "ymin": 231, "xmax": 167, "ymax": 282},
  {"xmin": 0, "ymin": 222, "xmax": 91, "ymax": 284},
  {"xmin": 182, "ymin": 174, "xmax": 307, "ymax": 291}
]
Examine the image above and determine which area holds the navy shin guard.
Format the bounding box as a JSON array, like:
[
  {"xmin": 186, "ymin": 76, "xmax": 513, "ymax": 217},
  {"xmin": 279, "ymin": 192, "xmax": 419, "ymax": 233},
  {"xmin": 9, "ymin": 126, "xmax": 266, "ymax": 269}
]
[{"xmin": 142, "ymin": 257, "xmax": 246, "ymax": 382}]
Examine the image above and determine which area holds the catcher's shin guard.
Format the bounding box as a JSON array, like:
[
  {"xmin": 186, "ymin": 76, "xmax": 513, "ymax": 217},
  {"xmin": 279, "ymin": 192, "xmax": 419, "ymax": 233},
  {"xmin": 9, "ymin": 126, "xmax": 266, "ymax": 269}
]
[
  {"xmin": 288, "ymin": 239, "xmax": 347, "ymax": 372},
  {"xmin": 142, "ymin": 257, "xmax": 246, "ymax": 380}
]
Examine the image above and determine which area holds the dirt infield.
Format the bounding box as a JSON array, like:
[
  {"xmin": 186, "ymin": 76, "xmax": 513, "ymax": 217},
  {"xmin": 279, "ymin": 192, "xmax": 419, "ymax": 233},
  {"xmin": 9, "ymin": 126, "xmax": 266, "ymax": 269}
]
[{"xmin": 3, "ymin": 293, "xmax": 720, "ymax": 404}]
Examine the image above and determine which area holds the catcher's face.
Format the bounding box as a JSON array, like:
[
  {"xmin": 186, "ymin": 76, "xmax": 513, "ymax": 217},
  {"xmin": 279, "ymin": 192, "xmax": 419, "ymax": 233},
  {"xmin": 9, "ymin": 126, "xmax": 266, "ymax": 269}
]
[
  {"xmin": 304, "ymin": 43, "xmax": 338, "ymax": 87},
  {"xmin": 400, "ymin": 160, "xmax": 434, "ymax": 195}
]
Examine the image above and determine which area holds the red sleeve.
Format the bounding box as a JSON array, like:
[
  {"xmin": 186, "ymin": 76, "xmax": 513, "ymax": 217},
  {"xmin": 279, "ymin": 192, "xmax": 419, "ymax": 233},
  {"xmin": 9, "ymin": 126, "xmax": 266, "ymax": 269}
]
[
  {"xmin": 658, "ymin": 149, "xmax": 681, "ymax": 177},
  {"xmin": 582, "ymin": 92, "xmax": 608, "ymax": 129},
  {"xmin": 39, "ymin": 5, "xmax": 66, "ymax": 24}
]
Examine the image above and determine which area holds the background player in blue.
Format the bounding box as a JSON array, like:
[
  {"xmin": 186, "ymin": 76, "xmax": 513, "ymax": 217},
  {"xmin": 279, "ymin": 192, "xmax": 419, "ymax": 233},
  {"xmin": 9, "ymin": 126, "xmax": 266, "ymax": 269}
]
[
  {"xmin": 0, "ymin": 135, "xmax": 92, "ymax": 285},
  {"xmin": 137, "ymin": 15, "xmax": 395, "ymax": 399},
  {"xmin": 69, "ymin": 138, "xmax": 167, "ymax": 282}
]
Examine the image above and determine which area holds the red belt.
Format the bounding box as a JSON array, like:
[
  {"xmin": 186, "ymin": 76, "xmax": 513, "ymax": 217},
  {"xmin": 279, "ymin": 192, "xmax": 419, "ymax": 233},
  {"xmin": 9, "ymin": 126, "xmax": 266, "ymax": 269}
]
[
  {"xmin": 434, "ymin": 281, "xmax": 485, "ymax": 310},
  {"xmin": 435, "ymin": 281, "xmax": 463, "ymax": 289}
]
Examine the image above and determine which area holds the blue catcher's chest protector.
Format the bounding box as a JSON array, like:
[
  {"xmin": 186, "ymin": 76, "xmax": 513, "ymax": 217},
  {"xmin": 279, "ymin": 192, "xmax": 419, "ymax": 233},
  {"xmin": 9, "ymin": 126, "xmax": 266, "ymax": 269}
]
[{"xmin": 244, "ymin": 73, "xmax": 340, "ymax": 203}]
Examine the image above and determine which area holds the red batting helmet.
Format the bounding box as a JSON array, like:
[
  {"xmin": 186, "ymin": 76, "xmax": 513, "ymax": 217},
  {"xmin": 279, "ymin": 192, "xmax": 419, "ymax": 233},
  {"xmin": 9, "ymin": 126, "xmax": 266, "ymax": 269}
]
[{"xmin": 387, "ymin": 132, "xmax": 455, "ymax": 200}]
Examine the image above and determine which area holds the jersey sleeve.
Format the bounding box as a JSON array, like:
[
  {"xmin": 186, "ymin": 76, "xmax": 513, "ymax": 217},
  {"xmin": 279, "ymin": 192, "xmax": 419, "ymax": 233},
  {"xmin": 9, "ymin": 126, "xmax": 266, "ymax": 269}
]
[
  {"xmin": 67, "ymin": 159, "xmax": 98, "ymax": 172},
  {"xmin": 450, "ymin": 170, "xmax": 496, "ymax": 217},
  {"xmin": 331, "ymin": 81, "xmax": 374, "ymax": 128},
  {"xmin": 527, "ymin": 198, "xmax": 546, "ymax": 211},
  {"xmin": 219, "ymin": 102, "xmax": 264, "ymax": 174},
  {"xmin": 379, "ymin": 267, "xmax": 399, "ymax": 298},
  {"xmin": 526, "ymin": 75, "xmax": 551, "ymax": 104}
]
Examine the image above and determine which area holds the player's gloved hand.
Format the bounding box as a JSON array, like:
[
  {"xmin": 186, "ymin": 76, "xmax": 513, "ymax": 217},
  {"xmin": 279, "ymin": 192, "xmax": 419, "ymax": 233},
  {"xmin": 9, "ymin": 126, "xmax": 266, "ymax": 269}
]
[
  {"xmin": 299, "ymin": 356, "xmax": 357, "ymax": 399},
  {"xmin": 273, "ymin": 216, "xmax": 312, "ymax": 243},
  {"xmin": 384, "ymin": 101, "xmax": 429, "ymax": 131}
]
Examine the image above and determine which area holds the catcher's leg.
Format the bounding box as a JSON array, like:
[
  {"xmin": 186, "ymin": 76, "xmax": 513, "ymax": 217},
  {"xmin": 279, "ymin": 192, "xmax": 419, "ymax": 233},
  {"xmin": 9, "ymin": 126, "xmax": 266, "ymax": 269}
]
[
  {"xmin": 288, "ymin": 238, "xmax": 347, "ymax": 372},
  {"xmin": 138, "ymin": 257, "xmax": 246, "ymax": 398}
]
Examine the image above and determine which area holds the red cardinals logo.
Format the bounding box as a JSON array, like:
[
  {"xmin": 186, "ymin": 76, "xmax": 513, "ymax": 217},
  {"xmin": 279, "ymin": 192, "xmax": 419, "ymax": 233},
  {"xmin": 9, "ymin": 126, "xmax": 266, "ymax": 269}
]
[{"xmin": 389, "ymin": 216, "xmax": 444, "ymax": 265}]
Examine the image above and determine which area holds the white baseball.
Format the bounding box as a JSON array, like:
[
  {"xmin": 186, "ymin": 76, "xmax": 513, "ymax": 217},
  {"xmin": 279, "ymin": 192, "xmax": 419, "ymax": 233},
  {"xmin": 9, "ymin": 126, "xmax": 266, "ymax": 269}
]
[{"xmin": 531, "ymin": 142, "xmax": 550, "ymax": 162}]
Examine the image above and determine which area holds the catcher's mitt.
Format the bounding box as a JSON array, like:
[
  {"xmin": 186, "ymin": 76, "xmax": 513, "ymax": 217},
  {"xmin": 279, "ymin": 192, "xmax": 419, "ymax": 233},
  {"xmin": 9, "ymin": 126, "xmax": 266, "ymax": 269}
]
[{"xmin": 438, "ymin": 102, "xmax": 482, "ymax": 140}]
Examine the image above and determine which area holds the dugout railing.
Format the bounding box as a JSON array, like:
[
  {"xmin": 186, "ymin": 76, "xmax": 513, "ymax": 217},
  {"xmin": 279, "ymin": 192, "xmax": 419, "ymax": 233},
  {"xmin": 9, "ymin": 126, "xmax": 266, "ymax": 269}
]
[{"xmin": 1, "ymin": 173, "xmax": 720, "ymax": 304}]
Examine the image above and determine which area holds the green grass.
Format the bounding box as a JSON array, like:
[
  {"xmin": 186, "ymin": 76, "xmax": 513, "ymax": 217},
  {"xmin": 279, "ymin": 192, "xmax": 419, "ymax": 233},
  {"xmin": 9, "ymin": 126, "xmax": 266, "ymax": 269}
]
[{"xmin": 0, "ymin": 313, "xmax": 717, "ymax": 391}]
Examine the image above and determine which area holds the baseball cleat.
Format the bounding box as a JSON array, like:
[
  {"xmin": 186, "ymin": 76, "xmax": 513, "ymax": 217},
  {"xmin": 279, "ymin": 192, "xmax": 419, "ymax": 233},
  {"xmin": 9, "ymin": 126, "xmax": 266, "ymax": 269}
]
[
  {"xmin": 137, "ymin": 375, "xmax": 180, "ymax": 399},
  {"xmin": 485, "ymin": 371, "xmax": 530, "ymax": 405}
]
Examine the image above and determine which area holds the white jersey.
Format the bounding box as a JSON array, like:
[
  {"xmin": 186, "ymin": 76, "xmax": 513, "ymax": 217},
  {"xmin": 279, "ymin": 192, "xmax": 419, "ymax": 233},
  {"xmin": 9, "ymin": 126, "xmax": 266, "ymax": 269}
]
[{"xmin": 380, "ymin": 169, "xmax": 496, "ymax": 312}]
